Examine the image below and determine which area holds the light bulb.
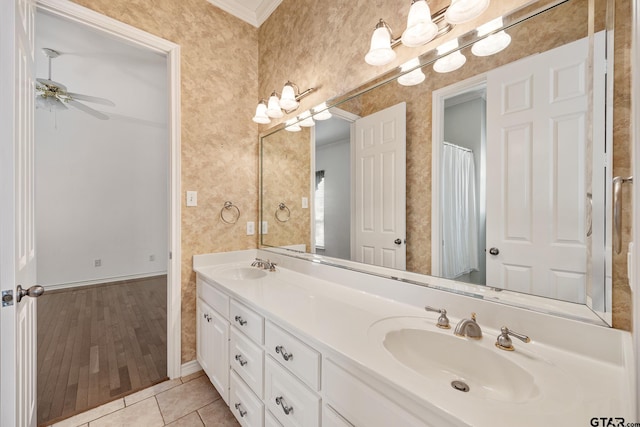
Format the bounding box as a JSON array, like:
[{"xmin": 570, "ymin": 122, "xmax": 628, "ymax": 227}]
[
  {"xmin": 266, "ymin": 92, "xmax": 283, "ymax": 118},
  {"xmin": 445, "ymin": 0, "xmax": 490, "ymax": 24},
  {"xmin": 433, "ymin": 51, "xmax": 466, "ymax": 73},
  {"xmin": 365, "ymin": 20, "xmax": 397, "ymax": 66},
  {"xmin": 285, "ymin": 119, "xmax": 301, "ymax": 132},
  {"xmin": 252, "ymin": 100, "xmax": 271, "ymax": 124},
  {"xmin": 298, "ymin": 110, "xmax": 315, "ymax": 127},
  {"xmin": 401, "ymin": 0, "xmax": 438, "ymax": 47},
  {"xmin": 398, "ymin": 58, "xmax": 426, "ymax": 86},
  {"xmin": 313, "ymin": 103, "xmax": 332, "ymax": 121},
  {"xmin": 471, "ymin": 31, "xmax": 511, "ymax": 56},
  {"xmin": 279, "ymin": 82, "xmax": 299, "ymax": 110}
]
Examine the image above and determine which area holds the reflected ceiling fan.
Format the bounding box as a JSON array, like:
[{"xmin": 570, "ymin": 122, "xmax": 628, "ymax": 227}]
[{"xmin": 36, "ymin": 48, "xmax": 115, "ymax": 120}]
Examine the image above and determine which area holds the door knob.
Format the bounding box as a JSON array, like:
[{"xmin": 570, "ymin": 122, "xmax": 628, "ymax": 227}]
[
  {"xmin": 489, "ymin": 247, "xmax": 500, "ymax": 256},
  {"xmin": 16, "ymin": 285, "xmax": 44, "ymax": 303},
  {"xmin": 394, "ymin": 238, "xmax": 402, "ymax": 245}
]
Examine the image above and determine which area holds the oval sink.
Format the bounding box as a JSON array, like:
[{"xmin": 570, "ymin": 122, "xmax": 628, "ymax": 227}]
[
  {"xmin": 215, "ymin": 267, "xmax": 267, "ymax": 280},
  {"xmin": 383, "ymin": 328, "xmax": 539, "ymax": 402}
]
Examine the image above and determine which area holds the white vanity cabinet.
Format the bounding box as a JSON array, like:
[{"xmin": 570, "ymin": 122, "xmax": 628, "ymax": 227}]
[
  {"xmin": 196, "ymin": 270, "xmax": 444, "ymax": 427},
  {"xmin": 196, "ymin": 279, "xmax": 230, "ymax": 404}
]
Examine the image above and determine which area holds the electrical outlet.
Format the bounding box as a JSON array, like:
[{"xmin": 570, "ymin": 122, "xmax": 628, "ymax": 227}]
[
  {"xmin": 302, "ymin": 197, "xmax": 309, "ymax": 209},
  {"xmin": 186, "ymin": 191, "xmax": 197, "ymax": 207},
  {"xmin": 246, "ymin": 221, "xmax": 255, "ymax": 235},
  {"xmin": 94, "ymin": 259, "xmax": 102, "ymax": 267},
  {"xmin": 261, "ymin": 221, "xmax": 268, "ymax": 234}
]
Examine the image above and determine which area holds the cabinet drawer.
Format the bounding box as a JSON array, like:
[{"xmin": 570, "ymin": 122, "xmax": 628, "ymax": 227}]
[
  {"xmin": 230, "ymin": 327, "xmax": 264, "ymax": 398},
  {"xmin": 197, "ymin": 278, "xmax": 229, "ymax": 318},
  {"xmin": 265, "ymin": 410, "xmax": 283, "ymax": 427},
  {"xmin": 230, "ymin": 299, "xmax": 264, "ymax": 344},
  {"xmin": 265, "ymin": 356, "xmax": 320, "ymax": 427},
  {"xmin": 230, "ymin": 371, "xmax": 264, "ymax": 427},
  {"xmin": 324, "ymin": 359, "xmax": 425, "ymax": 427},
  {"xmin": 322, "ymin": 405, "xmax": 354, "ymax": 427},
  {"xmin": 265, "ymin": 321, "xmax": 320, "ymax": 390}
]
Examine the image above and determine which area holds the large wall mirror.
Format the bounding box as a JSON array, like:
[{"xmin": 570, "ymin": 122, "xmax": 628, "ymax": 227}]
[{"xmin": 260, "ymin": 0, "xmax": 621, "ymax": 326}]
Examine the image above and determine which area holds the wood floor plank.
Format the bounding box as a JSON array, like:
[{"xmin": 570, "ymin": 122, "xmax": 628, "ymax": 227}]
[{"xmin": 37, "ymin": 275, "xmax": 167, "ymax": 426}]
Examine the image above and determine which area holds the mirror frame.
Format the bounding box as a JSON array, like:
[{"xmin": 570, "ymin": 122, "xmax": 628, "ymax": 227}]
[{"xmin": 259, "ymin": 0, "xmax": 612, "ymax": 327}]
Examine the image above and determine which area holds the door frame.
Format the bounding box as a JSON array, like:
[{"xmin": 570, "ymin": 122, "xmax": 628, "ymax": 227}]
[
  {"xmin": 431, "ymin": 73, "xmax": 487, "ymax": 277},
  {"xmin": 36, "ymin": 0, "xmax": 182, "ymax": 379}
]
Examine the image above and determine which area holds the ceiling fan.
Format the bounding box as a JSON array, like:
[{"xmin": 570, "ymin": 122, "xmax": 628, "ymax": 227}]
[{"xmin": 36, "ymin": 48, "xmax": 115, "ymax": 120}]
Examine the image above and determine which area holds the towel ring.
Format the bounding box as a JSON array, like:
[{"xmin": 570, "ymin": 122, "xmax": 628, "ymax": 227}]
[
  {"xmin": 220, "ymin": 201, "xmax": 240, "ymax": 224},
  {"xmin": 275, "ymin": 202, "xmax": 290, "ymax": 222}
]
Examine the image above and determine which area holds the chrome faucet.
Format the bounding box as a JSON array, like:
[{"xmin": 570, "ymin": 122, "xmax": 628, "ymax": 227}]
[
  {"xmin": 454, "ymin": 313, "xmax": 482, "ymax": 339},
  {"xmin": 251, "ymin": 258, "xmax": 276, "ymax": 271}
]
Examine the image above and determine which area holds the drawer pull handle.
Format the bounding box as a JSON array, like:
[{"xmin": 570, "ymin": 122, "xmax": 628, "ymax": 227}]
[
  {"xmin": 234, "ymin": 402, "xmax": 247, "ymax": 417},
  {"xmin": 234, "ymin": 354, "xmax": 248, "ymax": 366},
  {"xmin": 234, "ymin": 315, "xmax": 247, "ymax": 326},
  {"xmin": 275, "ymin": 345, "xmax": 293, "ymax": 361},
  {"xmin": 203, "ymin": 313, "xmax": 211, "ymax": 322},
  {"xmin": 275, "ymin": 396, "xmax": 294, "ymax": 415}
]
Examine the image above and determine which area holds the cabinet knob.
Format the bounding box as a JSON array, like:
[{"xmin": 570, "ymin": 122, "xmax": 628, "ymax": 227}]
[
  {"xmin": 275, "ymin": 345, "xmax": 293, "ymax": 361},
  {"xmin": 234, "ymin": 402, "xmax": 247, "ymax": 417},
  {"xmin": 275, "ymin": 396, "xmax": 294, "ymax": 415}
]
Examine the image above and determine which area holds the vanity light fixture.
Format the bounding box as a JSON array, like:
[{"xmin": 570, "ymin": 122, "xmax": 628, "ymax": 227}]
[
  {"xmin": 433, "ymin": 39, "xmax": 466, "ymax": 73},
  {"xmin": 284, "ymin": 118, "xmax": 302, "ymax": 132},
  {"xmin": 253, "ymin": 81, "xmax": 315, "ymax": 123},
  {"xmin": 252, "ymin": 99, "xmax": 271, "ymax": 124},
  {"xmin": 401, "ymin": 0, "xmax": 439, "ymax": 47},
  {"xmin": 398, "ymin": 58, "xmax": 426, "ymax": 86},
  {"xmin": 365, "ymin": 19, "xmax": 397, "ymax": 66},
  {"xmin": 365, "ymin": 0, "xmax": 490, "ymax": 66},
  {"xmin": 298, "ymin": 110, "xmax": 315, "ymax": 127},
  {"xmin": 312, "ymin": 102, "xmax": 332, "ymax": 120},
  {"xmin": 471, "ymin": 17, "xmax": 511, "ymax": 56},
  {"xmin": 445, "ymin": 0, "xmax": 491, "ymax": 24}
]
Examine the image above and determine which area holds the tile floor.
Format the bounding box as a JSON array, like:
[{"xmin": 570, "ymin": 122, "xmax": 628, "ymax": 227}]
[{"xmin": 47, "ymin": 371, "xmax": 240, "ymax": 427}]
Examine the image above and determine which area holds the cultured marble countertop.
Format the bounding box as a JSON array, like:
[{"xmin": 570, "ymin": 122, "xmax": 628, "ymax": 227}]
[{"xmin": 194, "ymin": 253, "xmax": 635, "ymax": 427}]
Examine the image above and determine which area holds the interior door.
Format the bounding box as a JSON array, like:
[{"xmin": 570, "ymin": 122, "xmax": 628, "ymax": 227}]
[
  {"xmin": 0, "ymin": 0, "xmax": 38, "ymax": 426},
  {"xmin": 485, "ymin": 33, "xmax": 605, "ymax": 302},
  {"xmin": 352, "ymin": 102, "xmax": 407, "ymax": 269}
]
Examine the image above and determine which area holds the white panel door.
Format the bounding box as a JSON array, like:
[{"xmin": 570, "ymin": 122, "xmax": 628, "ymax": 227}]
[
  {"xmin": 353, "ymin": 102, "xmax": 407, "ymax": 269},
  {"xmin": 0, "ymin": 0, "xmax": 38, "ymax": 426},
  {"xmin": 486, "ymin": 33, "xmax": 605, "ymax": 302}
]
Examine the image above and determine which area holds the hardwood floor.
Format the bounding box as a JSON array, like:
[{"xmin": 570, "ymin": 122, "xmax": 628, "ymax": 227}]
[{"xmin": 37, "ymin": 276, "xmax": 168, "ymax": 426}]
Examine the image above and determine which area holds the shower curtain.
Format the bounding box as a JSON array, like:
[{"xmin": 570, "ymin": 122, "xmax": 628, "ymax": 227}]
[{"xmin": 441, "ymin": 142, "xmax": 479, "ymax": 279}]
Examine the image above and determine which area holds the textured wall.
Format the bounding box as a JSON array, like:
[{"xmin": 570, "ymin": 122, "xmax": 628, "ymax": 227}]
[
  {"xmin": 71, "ymin": 0, "xmax": 259, "ymax": 362},
  {"xmin": 261, "ymin": 128, "xmax": 311, "ymax": 249},
  {"xmin": 259, "ymin": 0, "xmax": 632, "ymax": 330}
]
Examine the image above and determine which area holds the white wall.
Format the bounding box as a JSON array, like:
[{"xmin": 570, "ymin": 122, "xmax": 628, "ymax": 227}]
[
  {"xmin": 444, "ymin": 97, "xmax": 486, "ymax": 286},
  {"xmin": 316, "ymin": 138, "xmax": 351, "ymax": 260},
  {"xmin": 35, "ymin": 11, "xmax": 168, "ymax": 287}
]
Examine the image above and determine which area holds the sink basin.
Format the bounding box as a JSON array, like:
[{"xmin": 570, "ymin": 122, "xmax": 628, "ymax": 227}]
[
  {"xmin": 215, "ymin": 267, "xmax": 267, "ymax": 280},
  {"xmin": 382, "ymin": 328, "xmax": 539, "ymax": 402}
]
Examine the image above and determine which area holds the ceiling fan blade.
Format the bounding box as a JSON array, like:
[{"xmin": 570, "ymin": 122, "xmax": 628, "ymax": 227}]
[
  {"xmin": 67, "ymin": 99, "xmax": 109, "ymax": 120},
  {"xmin": 36, "ymin": 78, "xmax": 67, "ymax": 91},
  {"xmin": 66, "ymin": 92, "xmax": 115, "ymax": 107}
]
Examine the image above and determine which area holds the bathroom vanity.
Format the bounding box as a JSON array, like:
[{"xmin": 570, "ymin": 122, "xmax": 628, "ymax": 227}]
[{"xmin": 194, "ymin": 249, "xmax": 635, "ymax": 427}]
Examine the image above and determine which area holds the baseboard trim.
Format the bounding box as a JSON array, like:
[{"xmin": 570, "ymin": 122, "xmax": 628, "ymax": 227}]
[
  {"xmin": 43, "ymin": 271, "xmax": 168, "ymax": 291},
  {"xmin": 180, "ymin": 360, "xmax": 202, "ymax": 378}
]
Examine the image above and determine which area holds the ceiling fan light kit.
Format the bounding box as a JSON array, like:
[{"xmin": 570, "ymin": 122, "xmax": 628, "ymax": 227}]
[{"xmin": 36, "ymin": 48, "xmax": 114, "ymax": 120}]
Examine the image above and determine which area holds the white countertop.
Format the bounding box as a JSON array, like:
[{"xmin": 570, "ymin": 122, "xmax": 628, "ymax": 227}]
[{"xmin": 193, "ymin": 251, "xmax": 635, "ymax": 427}]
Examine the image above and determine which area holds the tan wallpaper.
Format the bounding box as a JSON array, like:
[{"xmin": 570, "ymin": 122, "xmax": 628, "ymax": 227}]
[
  {"xmin": 261, "ymin": 128, "xmax": 311, "ymax": 249},
  {"xmin": 259, "ymin": 0, "xmax": 632, "ymax": 330},
  {"xmin": 71, "ymin": 0, "xmax": 259, "ymax": 362}
]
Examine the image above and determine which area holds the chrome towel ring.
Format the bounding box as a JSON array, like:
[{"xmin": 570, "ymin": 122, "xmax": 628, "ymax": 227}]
[
  {"xmin": 275, "ymin": 202, "xmax": 290, "ymax": 222},
  {"xmin": 221, "ymin": 201, "xmax": 240, "ymax": 224}
]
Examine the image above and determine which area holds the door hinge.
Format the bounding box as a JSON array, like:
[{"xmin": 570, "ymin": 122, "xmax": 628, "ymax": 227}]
[
  {"xmin": 2, "ymin": 290, "xmax": 14, "ymax": 307},
  {"xmin": 169, "ymin": 251, "xmax": 172, "ymax": 260}
]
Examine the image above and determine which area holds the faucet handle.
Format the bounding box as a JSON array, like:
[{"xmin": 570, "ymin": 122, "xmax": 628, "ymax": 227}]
[
  {"xmin": 424, "ymin": 306, "xmax": 450, "ymax": 329},
  {"xmin": 495, "ymin": 326, "xmax": 531, "ymax": 351}
]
